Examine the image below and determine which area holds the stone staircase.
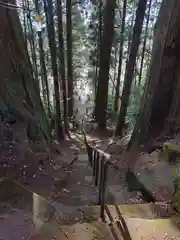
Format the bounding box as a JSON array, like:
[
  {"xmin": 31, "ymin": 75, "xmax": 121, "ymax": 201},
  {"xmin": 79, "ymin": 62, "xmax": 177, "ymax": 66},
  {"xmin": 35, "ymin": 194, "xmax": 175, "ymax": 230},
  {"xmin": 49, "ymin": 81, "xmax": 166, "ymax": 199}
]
[{"xmin": 31, "ymin": 204, "xmax": 180, "ymax": 240}]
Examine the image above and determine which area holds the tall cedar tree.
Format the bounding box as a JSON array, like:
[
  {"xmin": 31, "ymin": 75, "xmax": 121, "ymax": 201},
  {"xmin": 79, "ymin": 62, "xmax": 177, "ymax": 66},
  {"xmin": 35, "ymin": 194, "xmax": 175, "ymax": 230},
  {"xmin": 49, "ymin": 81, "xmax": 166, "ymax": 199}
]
[
  {"xmin": 130, "ymin": 0, "xmax": 180, "ymax": 146},
  {"xmin": 114, "ymin": 0, "xmax": 127, "ymax": 112},
  {"xmin": 94, "ymin": 0, "xmax": 116, "ymax": 130},
  {"xmin": 26, "ymin": 0, "xmax": 39, "ymax": 89},
  {"xmin": 115, "ymin": 0, "xmax": 148, "ymax": 137},
  {"xmin": 66, "ymin": 0, "xmax": 73, "ymax": 118},
  {"xmin": 44, "ymin": 0, "xmax": 64, "ymax": 139},
  {"xmin": 0, "ymin": 0, "xmax": 50, "ymax": 141},
  {"xmin": 57, "ymin": 0, "xmax": 69, "ymax": 133},
  {"xmin": 34, "ymin": 0, "xmax": 51, "ymax": 119},
  {"xmin": 138, "ymin": 0, "xmax": 152, "ymax": 85}
]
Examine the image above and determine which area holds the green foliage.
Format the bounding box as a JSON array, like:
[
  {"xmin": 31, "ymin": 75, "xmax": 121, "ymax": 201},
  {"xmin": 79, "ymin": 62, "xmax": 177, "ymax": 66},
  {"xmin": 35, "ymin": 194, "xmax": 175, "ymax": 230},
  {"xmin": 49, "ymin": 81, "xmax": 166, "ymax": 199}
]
[
  {"xmin": 88, "ymin": 3, "xmax": 99, "ymax": 70},
  {"xmin": 18, "ymin": 0, "xmax": 162, "ymax": 138},
  {"xmin": 72, "ymin": 2, "xmax": 90, "ymax": 90},
  {"xmin": 107, "ymin": 82, "xmax": 144, "ymax": 125},
  {"xmin": 171, "ymin": 175, "xmax": 180, "ymax": 213}
]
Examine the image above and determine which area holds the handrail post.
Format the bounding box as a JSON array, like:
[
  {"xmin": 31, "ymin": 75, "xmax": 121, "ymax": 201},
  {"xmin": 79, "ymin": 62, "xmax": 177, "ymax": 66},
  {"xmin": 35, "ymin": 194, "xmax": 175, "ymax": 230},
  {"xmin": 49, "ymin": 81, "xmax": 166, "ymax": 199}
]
[
  {"xmin": 85, "ymin": 139, "xmax": 109, "ymax": 221},
  {"xmin": 98, "ymin": 157, "xmax": 104, "ymax": 205},
  {"xmin": 100, "ymin": 158, "xmax": 108, "ymax": 221},
  {"xmin": 95, "ymin": 152, "xmax": 100, "ymax": 186},
  {"xmin": 93, "ymin": 150, "xmax": 96, "ymax": 176}
]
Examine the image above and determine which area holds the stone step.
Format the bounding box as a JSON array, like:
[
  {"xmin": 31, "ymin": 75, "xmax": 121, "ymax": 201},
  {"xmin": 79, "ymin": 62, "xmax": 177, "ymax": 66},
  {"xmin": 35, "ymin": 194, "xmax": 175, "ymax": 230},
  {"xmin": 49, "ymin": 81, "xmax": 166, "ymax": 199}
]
[
  {"xmin": 31, "ymin": 205, "xmax": 180, "ymax": 240},
  {"xmin": 30, "ymin": 220, "xmax": 118, "ymax": 240},
  {"xmin": 125, "ymin": 216, "xmax": 180, "ymax": 240}
]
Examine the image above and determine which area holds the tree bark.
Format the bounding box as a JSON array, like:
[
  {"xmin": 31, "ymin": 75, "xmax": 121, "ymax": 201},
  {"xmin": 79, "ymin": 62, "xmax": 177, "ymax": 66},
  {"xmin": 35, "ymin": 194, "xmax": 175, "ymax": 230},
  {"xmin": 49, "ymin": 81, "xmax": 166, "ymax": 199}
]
[
  {"xmin": 22, "ymin": 0, "xmax": 27, "ymax": 48},
  {"xmin": 138, "ymin": 0, "xmax": 152, "ymax": 86},
  {"xmin": 26, "ymin": 0, "xmax": 39, "ymax": 89},
  {"xmin": 44, "ymin": 0, "xmax": 64, "ymax": 140},
  {"xmin": 38, "ymin": 31, "xmax": 51, "ymax": 119},
  {"xmin": 57, "ymin": 0, "xmax": 69, "ymax": 133},
  {"xmin": 34, "ymin": 0, "xmax": 51, "ymax": 119},
  {"xmin": 115, "ymin": 0, "xmax": 148, "ymax": 137},
  {"xmin": 127, "ymin": 11, "xmax": 135, "ymax": 59},
  {"xmin": 0, "ymin": 0, "xmax": 50, "ymax": 141},
  {"xmin": 94, "ymin": 0, "xmax": 116, "ymax": 130},
  {"xmin": 66, "ymin": 0, "xmax": 73, "ymax": 118},
  {"xmin": 112, "ymin": 44, "xmax": 118, "ymax": 97},
  {"xmin": 114, "ymin": 0, "xmax": 127, "ymax": 112},
  {"xmin": 132, "ymin": 0, "xmax": 180, "ymax": 144}
]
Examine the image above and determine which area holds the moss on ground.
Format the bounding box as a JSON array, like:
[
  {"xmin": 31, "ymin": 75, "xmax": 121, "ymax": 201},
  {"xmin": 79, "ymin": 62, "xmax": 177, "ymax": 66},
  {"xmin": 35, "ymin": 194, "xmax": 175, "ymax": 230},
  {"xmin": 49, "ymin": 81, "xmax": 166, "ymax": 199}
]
[{"xmin": 163, "ymin": 142, "xmax": 180, "ymax": 153}]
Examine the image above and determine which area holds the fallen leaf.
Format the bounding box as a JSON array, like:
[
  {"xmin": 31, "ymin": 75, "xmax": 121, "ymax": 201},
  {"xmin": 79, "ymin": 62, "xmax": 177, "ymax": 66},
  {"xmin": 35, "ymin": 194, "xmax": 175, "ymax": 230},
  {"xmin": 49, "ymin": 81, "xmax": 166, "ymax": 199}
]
[{"xmin": 61, "ymin": 188, "xmax": 70, "ymax": 193}]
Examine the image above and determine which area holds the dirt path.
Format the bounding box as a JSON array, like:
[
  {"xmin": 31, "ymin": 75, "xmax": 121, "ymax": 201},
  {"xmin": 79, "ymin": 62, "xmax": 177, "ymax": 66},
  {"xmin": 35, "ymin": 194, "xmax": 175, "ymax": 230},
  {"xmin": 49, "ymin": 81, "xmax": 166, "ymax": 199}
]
[{"xmin": 0, "ymin": 122, "xmax": 176, "ymax": 239}]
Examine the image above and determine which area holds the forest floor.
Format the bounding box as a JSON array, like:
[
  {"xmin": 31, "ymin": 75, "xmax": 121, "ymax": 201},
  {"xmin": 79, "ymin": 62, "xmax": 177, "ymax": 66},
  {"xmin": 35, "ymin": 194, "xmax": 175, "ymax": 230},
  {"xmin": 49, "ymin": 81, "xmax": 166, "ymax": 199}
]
[
  {"xmin": 0, "ymin": 121, "xmax": 178, "ymax": 239},
  {"xmin": 83, "ymin": 127, "xmax": 175, "ymax": 202}
]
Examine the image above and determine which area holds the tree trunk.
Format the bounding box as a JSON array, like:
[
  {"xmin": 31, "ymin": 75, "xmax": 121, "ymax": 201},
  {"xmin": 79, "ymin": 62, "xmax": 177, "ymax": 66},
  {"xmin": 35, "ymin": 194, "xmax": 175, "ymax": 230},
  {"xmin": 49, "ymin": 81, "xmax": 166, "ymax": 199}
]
[
  {"xmin": 34, "ymin": 0, "xmax": 51, "ymax": 119},
  {"xmin": 26, "ymin": 0, "xmax": 39, "ymax": 89},
  {"xmin": 112, "ymin": 44, "xmax": 118, "ymax": 97},
  {"xmin": 0, "ymin": 0, "xmax": 50, "ymax": 141},
  {"xmin": 115, "ymin": 0, "xmax": 148, "ymax": 137},
  {"xmin": 22, "ymin": 0, "xmax": 27, "ymax": 48},
  {"xmin": 94, "ymin": 0, "xmax": 116, "ymax": 130},
  {"xmin": 57, "ymin": 0, "xmax": 69, "ymax": 133},
  {"xmin": 114, "ymin": 0, "xmax": 127, "ymax": 112},
  {"xmin": 66, "ymin": 0, "xmax": 73, "ymax": 118},
  {"xmin": 138, "ymin": 0, "xmax": 152, "ymax": 86},
  {"xmin": 127, "ymin": 11, "xmax": 135, "ymax": 59},
  {"xmin": 44, "ymin": 0, "xmax": 64, "ymax": 140},
  {"xmin": 131, "ymin": 0, "xmax": 180, "ymax": 145},
  {"xmin": 38, "ymin": 32, "xmax": 51, "ymax": 119},
  {"xmin": 93, "ymin": 0, "xmax": 103, "ymax": 99}
]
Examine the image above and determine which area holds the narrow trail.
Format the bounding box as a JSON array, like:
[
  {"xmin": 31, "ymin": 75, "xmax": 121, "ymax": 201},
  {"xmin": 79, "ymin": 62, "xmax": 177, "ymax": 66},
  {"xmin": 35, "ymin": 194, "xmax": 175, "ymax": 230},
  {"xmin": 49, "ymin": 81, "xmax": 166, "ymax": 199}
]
[
  {"xmin": 0, "ymin": 121, "xmax": 177, "ymax": 239},
  {"xmin": 66, "ymin": 132, "xmax": 144, "ymax": 206}
]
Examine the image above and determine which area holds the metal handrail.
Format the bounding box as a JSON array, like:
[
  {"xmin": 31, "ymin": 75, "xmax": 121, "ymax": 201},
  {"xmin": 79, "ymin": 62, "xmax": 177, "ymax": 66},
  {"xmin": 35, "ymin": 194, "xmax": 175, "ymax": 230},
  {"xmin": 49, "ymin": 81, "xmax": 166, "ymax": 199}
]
[{"xmin": 85, "ymin": 139, "xmax": 110, "ymax": 221}]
